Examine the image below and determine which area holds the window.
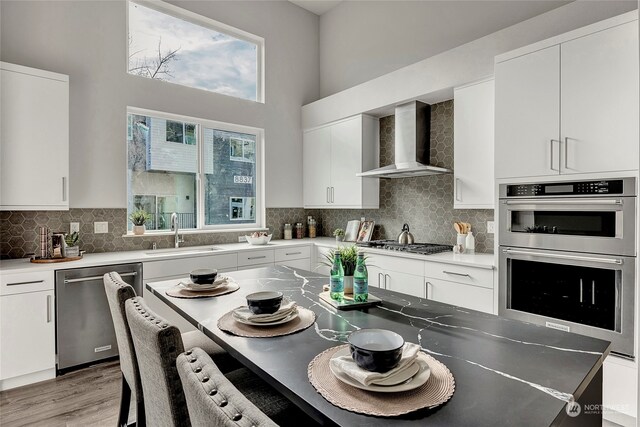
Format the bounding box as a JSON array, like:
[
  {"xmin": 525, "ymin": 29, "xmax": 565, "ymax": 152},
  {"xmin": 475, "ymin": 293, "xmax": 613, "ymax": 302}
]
[
  {"xmin": 127, "ymin": 108, "xmax": 263, "ymax": 232},
  {"xmin": 166, "ymin": 120, "xmax": 196, "ymax": 145},
  {"xmin": 127, "ymin": 1, "xmax": 263, "ymax": 102}
]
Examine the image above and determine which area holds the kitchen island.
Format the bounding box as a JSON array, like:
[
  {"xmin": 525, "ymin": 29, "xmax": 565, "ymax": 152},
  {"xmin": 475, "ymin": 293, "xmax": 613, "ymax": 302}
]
[{"xmin": 146, "ymin": 265, "xmax": 609, "ymax": 426}]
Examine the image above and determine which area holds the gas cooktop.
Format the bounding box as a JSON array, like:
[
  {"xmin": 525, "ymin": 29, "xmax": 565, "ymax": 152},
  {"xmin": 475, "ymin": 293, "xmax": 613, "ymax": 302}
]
[{"xmin": 357, "ymin": 240, "xmax": 453, "ymax": 255}]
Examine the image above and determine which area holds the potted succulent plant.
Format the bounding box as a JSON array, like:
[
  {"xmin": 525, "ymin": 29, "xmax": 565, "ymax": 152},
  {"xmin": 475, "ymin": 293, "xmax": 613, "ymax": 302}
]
[
  {"xmin": 333, "ymin": 228, "xmax": 345, "ymax": 242},
  {"xmin": 64, "ymin": 232, "xmax": 80, "ymax": 257},
  {"xmin": 321, "ymin": 245, "xmax": 365, "ymax": 294},
  {"xmin": 129, "ymin": 209, "xmax": 151, "ymax": 235}
]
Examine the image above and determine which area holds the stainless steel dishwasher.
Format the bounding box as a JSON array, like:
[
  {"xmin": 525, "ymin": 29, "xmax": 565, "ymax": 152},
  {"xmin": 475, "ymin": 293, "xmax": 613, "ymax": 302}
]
[{"xmin": 55, "ymin": 263, "xmax": 143, "ymax": 372}]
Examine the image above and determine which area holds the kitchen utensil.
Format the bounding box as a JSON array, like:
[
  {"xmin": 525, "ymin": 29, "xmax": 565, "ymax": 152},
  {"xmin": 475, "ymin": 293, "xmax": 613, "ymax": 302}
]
[
  {"xmin": 397, "ymin": 223, "xmax": 415, "ymax": 245},
  {"xmin": 454, "ymin": 222, "xmax": 462, "ymax": 234}
]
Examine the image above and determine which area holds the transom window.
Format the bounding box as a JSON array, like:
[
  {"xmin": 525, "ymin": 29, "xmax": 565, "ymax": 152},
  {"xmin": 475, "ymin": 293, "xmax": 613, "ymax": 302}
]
[
  {"xmin": 127, "ymin": 0, "xmax": 264, "ymax": 102},
  {"xmin": 127, "ymin": 107, "xmax": 263, "ymax": 232}
]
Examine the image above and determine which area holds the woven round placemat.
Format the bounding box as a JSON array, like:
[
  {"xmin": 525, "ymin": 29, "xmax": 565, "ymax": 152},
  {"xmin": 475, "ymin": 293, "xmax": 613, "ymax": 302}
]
[
  {"xmin": 218, "ymin": 307, "xmax": 316, "ymax": 338},
  {"xmin": 166, "ymin": 281, "xmax": 239, "ymax": 299},
  {"xmin": 308, "ymin": 344, "xmax": 455, "ymax": 417}
]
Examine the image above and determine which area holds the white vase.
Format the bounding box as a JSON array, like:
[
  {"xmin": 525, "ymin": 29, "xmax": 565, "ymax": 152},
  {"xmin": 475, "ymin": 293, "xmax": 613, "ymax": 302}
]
[
  {"xmin": 343, "ymin": 275, "xmax": 354, "ymax": 295},
  {"xmin": 336, "ymin": 236, "xmax": 344, "ymax": 242},
  {"xmin": 133, "ymin": 225, "xmax": 146, "ymax": 235},
  {"xmin": 65, "ymin": 246, "xmax": 80, "ymax": 257}
]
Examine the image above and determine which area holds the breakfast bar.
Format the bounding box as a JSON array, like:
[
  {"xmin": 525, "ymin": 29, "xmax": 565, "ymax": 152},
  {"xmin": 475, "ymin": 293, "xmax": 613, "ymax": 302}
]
[{"xmin": 145, "ymin": 265, "xmax": 610, "ymax": 426}]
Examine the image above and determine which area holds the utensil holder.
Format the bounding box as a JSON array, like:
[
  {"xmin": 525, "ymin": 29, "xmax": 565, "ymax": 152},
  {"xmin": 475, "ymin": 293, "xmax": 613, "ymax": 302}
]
[{"xmin": 456, "ymin": 234, "xmax": 466, "ymax": 253}]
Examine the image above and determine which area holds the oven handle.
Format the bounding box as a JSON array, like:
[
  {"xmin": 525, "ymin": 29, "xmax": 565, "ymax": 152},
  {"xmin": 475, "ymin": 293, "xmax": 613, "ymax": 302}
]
[
  {"xmin": 503, "ymin": 199, "xmax": 623, "ymax": 206},
  {"xmin": 502, "ymin": 248, "xmax": 623, "ymax": 265}
]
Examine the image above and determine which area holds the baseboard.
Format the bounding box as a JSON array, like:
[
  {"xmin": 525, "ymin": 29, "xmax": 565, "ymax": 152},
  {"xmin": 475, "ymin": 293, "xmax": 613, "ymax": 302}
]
[
  {"xmin": 604, "ymin": 408, "xmax": 636, "ymax": 427},
  {"xmin": 0, "ymin": 368, "xmax": 56, "ymax": 391}
]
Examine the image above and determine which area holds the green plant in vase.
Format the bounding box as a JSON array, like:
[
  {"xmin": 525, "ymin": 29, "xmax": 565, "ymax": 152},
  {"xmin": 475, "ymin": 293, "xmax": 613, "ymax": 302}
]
[
  {"xmin": 322, "ymin": 245, "xmax": 367, "ymax": 295},
  {"xmin": 64, "ymin": 231, "xmax": 80, "ymax": 257},
  {"xmin": 129, "ymin": 209, "xmax": 151, "ymax": 235},
  {"xmin": 333, "ymin": 228, "xmax": 345, "ymax": 242}
]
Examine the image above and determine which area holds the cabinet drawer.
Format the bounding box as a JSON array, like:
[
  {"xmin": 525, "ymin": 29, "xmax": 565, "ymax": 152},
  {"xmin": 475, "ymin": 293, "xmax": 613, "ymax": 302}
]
[
  {"xmin": 144, "ymin": 253, "xmax": 237, "ymax": 280},
  {"xmin": 238, "ymin": 250, "xmax": 275, "ymax": 267},
  {"xmin": 424, "ymin": 262, "xmax": 493, "ymax": 289},
  {"xmin": 426, "ymin": 277, "xmax": 493, "ymax": 313},
  {"xmin": 275, "ymin": 246, "xmax": 311, "ymax": 262},
  {"xmin": 364, "ymin": 252, "xmax": 423, "ymax": 276},
  {"xmin": 0, "ymin": 271, "xmax": 54, "ymax": 296}
]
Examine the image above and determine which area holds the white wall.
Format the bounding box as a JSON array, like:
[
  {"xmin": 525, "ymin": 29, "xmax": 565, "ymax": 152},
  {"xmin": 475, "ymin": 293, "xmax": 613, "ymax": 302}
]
[
  {"xmin": 304, "ymin": 1, "xmax": 638, "ymax": 129},
  {"xmin": 0, "ymin": 0, "xmax": 319, "ymax": 208},
  {"xmin": 319, "ymin": 0, "xmax": 637, "ymax": 97}
]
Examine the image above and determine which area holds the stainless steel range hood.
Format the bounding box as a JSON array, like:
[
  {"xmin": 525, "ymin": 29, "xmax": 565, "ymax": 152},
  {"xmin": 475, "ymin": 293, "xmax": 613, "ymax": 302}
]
[{"xmin": 357, "ymin": 101, "xmax": 452, "ymax": 179}]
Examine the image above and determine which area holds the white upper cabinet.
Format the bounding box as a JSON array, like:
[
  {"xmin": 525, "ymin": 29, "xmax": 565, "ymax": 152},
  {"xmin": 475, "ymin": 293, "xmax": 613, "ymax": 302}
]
[
  {"xmin": 303, "ymin": 115, "xmax": 379, "ymax": 209},
  {"xmin": 560, "ymin": 21, "xmax": 639, "ymax": 174},
  {"xmin": 495, "ymin": 14, "xmax": 639, "ymax": 179},
  {"xmin": 495, "ymin": 46, "xmax": 561, "ymax": 179},
  {"xmin": 454, "ymin": 78, "xmax": 495, "ymax": 209},
  {"xmin": 1, "ymin": 62, "xmax": 69, "ymax": 210}
]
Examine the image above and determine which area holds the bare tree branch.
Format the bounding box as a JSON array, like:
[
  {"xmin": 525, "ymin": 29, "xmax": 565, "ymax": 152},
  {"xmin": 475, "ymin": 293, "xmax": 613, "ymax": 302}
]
[{"xmin": 128, "ymin": 36, "xmax": 180, "ymax": 80}]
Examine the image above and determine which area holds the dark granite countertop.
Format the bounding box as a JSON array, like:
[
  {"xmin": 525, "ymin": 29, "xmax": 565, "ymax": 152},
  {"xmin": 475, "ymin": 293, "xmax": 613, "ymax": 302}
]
[{"xmin": 146, "ymin": 265, "xmax": 610, "ymax": 426}]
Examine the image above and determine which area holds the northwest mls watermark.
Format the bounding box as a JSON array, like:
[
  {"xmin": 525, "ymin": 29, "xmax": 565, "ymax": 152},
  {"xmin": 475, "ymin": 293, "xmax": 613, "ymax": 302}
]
[{"xmin": 566, "ymin": 401, "xmax": 631, "ymax": 417}]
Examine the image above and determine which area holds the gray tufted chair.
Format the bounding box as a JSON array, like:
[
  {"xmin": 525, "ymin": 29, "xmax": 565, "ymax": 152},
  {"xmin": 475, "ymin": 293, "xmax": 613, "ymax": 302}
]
[
  {"xmin": 105, "ymin": 273, "xmax": 242, "ymax": 425},
  {"xmin": 103, "ymin": 272, "xmax": 146, "ymax": 427},
  {"xmin": 125, "ymin": 296, "xmax": 191, "ymax": 427},
  {"xmin": 177, "ymin": 348, "xmax": 277, "ymax": 427}
]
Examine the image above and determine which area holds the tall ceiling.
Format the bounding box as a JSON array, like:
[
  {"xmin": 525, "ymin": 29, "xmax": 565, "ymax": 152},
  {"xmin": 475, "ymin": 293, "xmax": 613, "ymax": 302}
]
[{"xmin": 289, "ymin": 0, "xmax": 343, "ymax": 15}]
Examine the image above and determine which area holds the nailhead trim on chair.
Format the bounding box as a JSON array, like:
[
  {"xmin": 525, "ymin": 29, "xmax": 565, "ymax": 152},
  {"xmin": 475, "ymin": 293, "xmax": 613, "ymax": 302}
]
[{"xmin": 181, "ymin": 349, "xmax": 263, "ymax": 426}]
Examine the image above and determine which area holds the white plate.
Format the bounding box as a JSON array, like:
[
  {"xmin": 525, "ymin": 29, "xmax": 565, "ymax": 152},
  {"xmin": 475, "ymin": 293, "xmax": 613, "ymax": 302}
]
[
  {"xmin": 180, "ymin": 276, "xmax": 229, "ymax": 291},
  {"xmin": 233, "ymin": 310, "xmax": 298, "ymax": 326},
  {"xmin": 329, "ymin": 347, "xmax": 431, "ymax": 393}
]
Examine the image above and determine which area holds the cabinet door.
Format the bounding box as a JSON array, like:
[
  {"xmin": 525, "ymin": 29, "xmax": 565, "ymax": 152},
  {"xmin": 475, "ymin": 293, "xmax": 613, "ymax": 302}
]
[
  {"xmin": 454, "ymin": 79, "xmax": 495, "ymax": 209},
  {"xmin": 367, "ymin": 265, "xmax": 383, "ymax": 288},
  {"xmin": 561, "ymin": 21, "xmax": 639, "ymax": 174},
  {"xmin": 1, "ymin": 68, "xmax": 69, "ymax": 209},
  {"xmin": 330, "ymin": 117, "xmax": 362, "ymax": 207},
  {"xmin": 303, "ymin": 126, "xmax": 332, "ymax": 207},
  {"xmin": 0, "ymin": 290, "xmax": 55, "ymax": 379},
  {"xmin": 495, "ymin": 46, "xmax": 561, "ymax": 179},
  {"xmin": 426, "ymin": 278, "xmax": 493, "ymax": 313},
  {"xmin": 385, "ymin": 271, "xmax": 425, "ymax": 298}
]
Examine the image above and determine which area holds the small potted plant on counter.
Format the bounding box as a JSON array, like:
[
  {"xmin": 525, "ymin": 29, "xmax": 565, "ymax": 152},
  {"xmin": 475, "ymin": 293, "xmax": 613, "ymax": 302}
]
[
  {"xmin": 333, "ymin": 228, "xmax": 345, "ymax": 242},
  {"xmin": 322, "ymin": 245, "xmax": 364, "ymax": 294},
  {"xmin": 130, "ymin": 209, "xmax": 151, "ymax": 235},
  {"xmin": 64, "ymin": 232, "xmax": 80, "ymax": 257}
]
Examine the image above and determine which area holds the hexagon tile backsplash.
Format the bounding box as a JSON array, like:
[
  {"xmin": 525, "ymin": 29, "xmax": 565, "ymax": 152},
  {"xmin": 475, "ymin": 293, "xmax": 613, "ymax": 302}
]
[{"xmin": 0, "ymin": 100, "xmax": 494, "ymax": 259}]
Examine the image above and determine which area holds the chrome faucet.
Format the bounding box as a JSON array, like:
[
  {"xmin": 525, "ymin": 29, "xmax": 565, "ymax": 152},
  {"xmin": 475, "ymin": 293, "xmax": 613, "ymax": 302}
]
[{"xmin": 170, "ymin": 212, "xmax": 184, "ymax": 248}]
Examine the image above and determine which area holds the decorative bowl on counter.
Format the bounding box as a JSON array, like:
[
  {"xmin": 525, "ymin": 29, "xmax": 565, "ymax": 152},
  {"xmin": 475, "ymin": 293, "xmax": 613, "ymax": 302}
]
[
  {"xmin": 245, "ymin": 233, "xmax": 272, "ymax": 245},
  {"xmin": 246, "ymin": 291, "xmax": 284, "ymax": 314},
  {"xmin": 348, "ymin": 329, "xmax": 405, "ymax": 372}
]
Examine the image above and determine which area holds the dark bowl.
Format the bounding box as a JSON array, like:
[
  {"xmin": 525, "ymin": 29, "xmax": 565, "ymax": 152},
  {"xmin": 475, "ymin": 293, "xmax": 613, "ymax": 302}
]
[
  {"xmin": 189, "ymin": 268, "xmax": 218, "ymax": 285},
  {"xmin": 348, "ymin": 329, "xmax": 405, "ymax": 373},
  {"xmin": 246, "ymin": 291, "xmax": 284, "ymax": 315}
]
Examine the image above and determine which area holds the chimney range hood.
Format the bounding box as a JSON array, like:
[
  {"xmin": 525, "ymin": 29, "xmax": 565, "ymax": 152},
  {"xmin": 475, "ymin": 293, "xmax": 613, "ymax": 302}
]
[{"xmin": 357, "ymin": 101, "xmax": 452, "ymax": 179}]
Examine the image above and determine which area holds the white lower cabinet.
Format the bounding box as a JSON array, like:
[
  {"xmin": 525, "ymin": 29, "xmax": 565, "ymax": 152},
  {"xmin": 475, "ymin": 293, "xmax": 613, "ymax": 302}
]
[
  {"xmin": 0, "ymin": 271, "xmax": 56, "ymax": 390},
  {"xmin": 425, "ymin": 278, "xmax": 493, "ymax": 314},
  {"xmin": 275, "ymin": 258, "xmax": 311, "ymax": 271},
  {"xmin": 383, "ymin": 271, "xmax": 425, "ymax": 298},
  {"xmin": 603, "ymin": 356, "xmax": 637, "ymax": 425}
]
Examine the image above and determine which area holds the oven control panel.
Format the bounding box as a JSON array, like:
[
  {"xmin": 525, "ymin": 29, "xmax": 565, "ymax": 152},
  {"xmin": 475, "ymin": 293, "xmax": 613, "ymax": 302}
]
[{"xmin": 506, "ymin": 180, "xmax": 625, "ymax": 197}]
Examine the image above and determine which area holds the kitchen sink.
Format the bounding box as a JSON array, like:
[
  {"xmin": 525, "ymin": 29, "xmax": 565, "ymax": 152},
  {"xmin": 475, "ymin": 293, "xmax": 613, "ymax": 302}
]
[{"xmin": 144, "ymin": 246, "xmax": 221, "ymax": 256}]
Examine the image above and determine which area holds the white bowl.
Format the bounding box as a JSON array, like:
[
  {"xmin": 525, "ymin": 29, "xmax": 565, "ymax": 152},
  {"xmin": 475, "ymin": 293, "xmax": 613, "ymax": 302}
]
[{"xmin": 245, "ymin": 234, "xmax": 272, "ymax": 245}]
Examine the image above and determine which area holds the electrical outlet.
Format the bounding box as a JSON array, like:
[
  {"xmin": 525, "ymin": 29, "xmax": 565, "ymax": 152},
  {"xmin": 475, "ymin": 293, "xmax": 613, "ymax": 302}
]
[
  {"xmin": 487, "ymin": 221, "xmax": 495, "ymax": 234},
  {"xmin": 94, "ymin": 222, "xmax": 108, "ymax": 234},
  {"xmin": 70, "ymin": 222, "xmax": 80, "ymax": 233},
  {"xmin": 238, "ymin": 236, "xmax": 247, "ymax": 242}
]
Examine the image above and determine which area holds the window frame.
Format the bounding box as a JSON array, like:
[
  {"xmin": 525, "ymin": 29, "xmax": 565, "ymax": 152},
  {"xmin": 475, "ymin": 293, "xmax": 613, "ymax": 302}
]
[
  {"xmin": 229, "ymin": 136, "xmax": 256, "ymax": 163},
  {"xmin": 126, "ymin": 0, "xmax": 265, "ymax": 103},
  {"xmin": 127, "ymin": 106, "xmax": 265, "ymax": 233}
]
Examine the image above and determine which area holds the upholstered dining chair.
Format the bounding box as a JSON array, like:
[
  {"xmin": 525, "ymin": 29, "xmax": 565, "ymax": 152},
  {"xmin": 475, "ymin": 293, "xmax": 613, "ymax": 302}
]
[
  {"xmin": 104, "ymin": 272, "xmax": 239, "ymax": 426},
  {"xmin": 176, "ymin": 347, "xmax": 277, "ymax": 427},
  {"xmin": 125, "ymin": 297, "xmax": 317, "ymax": 427}
]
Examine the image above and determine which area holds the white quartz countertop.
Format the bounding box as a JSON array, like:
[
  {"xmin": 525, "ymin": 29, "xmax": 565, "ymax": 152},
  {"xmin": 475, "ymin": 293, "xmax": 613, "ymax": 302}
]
[{"xmin": 0, "ymin": 236, "xmax": 495, "ymax": 274}]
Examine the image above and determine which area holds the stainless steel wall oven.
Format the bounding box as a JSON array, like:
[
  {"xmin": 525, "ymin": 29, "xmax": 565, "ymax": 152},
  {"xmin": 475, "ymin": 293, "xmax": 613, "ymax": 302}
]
[{"xmin": 499, "ymin": 178, "xmax": 636, "ymax": 358}]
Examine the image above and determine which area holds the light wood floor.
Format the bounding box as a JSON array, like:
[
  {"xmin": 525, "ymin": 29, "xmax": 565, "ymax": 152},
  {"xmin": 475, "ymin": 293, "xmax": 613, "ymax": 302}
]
[{"xmin": 0, "ymin": 361, "xmax": 129, "ymax": 427}]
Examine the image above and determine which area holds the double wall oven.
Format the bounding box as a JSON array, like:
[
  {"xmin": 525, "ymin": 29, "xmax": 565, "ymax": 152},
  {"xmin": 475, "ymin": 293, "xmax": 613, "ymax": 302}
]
[{"xmin": 499, "ymin": 178, "xmax": 636, "ymax": 358}]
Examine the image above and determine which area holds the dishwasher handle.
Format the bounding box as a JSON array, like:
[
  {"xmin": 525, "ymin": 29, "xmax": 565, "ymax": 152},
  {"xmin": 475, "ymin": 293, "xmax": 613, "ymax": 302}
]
[{"xmin": 64, "ymin": 271, "xmax": 138, "ymax": 284}]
